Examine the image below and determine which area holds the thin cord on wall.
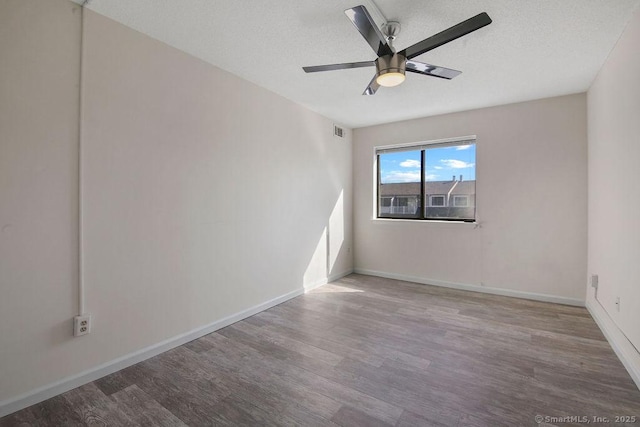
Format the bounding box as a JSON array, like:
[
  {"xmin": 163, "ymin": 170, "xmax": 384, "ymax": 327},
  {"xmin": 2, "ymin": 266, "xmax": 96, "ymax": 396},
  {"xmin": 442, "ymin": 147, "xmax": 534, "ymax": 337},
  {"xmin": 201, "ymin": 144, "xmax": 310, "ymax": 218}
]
[{"xmin": 77, "ymin": 2, "xmax": 88, "ymax": 315}]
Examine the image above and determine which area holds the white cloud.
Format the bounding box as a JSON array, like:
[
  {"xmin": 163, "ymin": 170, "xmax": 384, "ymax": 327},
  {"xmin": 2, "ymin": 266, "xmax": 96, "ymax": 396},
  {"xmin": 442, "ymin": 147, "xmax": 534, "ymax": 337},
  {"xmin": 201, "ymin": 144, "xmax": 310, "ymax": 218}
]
[
  {"xmin": 455, "ymin": 145, "xmax": 472, "ymax": 151},
  {"xmin": 399, "ymin": 159, "xmax": 420, "ymax": 168},
  {"xmin": 382, "ymin": 171, "xmax": 420, "ymax": 183},
  {"xmin": 440, "ymin": 159, "xmax": 475, "ymax": 169},
  {"xmin": 425, "ymin": 174, "xmax": 438, "ymax": 180},
  {"xmin": 434, "ymin": 166, "xmax": 443, "ymax": 170}
]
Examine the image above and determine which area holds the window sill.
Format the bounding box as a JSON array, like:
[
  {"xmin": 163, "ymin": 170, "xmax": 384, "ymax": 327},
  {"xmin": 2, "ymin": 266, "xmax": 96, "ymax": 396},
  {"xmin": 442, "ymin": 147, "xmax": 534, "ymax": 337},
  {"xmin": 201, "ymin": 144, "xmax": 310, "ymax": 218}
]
[{"xmin": 371, "ymin": 217, "xmax": 480, "ymax": 226}]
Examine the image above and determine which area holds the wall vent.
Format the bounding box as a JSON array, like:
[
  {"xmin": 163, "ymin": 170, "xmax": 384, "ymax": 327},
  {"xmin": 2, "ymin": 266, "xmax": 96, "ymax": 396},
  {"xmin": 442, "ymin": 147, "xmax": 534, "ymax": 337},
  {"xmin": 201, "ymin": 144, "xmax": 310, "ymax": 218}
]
[{"xmin": 334, "ymin": 125, "xmax": 344, "ymax": 138}]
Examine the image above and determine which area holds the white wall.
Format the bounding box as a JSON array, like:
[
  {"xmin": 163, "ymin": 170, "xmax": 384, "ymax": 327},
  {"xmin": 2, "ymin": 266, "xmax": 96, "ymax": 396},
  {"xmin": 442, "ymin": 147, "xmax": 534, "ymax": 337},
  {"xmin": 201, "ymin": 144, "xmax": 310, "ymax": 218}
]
[
  {"xmin": 587, "ymin": 8, "xmax": 640, "ymax": 386},
  {"xmin": 0, "ymin": 0, "xmax": 81, "ymax": 406},
  {"xmin": 0, "ymin": 0, "xmax": 352, "ymax": 409},
  {"xmin": 353, "ymin": 94, "xmax": 587, "ymax": 304},
  {"xmin": 80, "ymin": 8, "xmax": 352, "ymax": 366}
]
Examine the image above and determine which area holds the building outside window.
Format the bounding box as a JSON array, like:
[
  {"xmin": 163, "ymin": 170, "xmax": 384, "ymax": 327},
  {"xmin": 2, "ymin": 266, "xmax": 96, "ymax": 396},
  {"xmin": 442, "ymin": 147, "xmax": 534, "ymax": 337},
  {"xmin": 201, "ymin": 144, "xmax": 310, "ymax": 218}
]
[
  {"xmin": 429, "ymin": 195, "xmax": 446, "ymax": 206},
  {"xmin": 453, "ymin": 195, "xmax": 469, "ymax": 207}
]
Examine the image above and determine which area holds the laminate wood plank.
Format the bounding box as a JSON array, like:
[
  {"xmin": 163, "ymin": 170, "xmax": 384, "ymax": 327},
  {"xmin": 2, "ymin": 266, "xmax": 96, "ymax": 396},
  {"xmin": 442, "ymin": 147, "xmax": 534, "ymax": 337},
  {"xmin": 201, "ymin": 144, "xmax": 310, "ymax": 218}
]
[
  {"xmin": 209, "ymin": 371, "xmax": 340, "ymax": 427},
  {"xmin": 441, "ymin": 329, "xmax": 621, "ymax": 374},
  {"xmin": 395, "ymin": 409, "xmax": 458, "ymax": 427},
  {"xmin": 297, "ymin": 356, "xmax": 465, "ymax": 425},
  {"xmin": 526, "ymin": 370, "xmax": 640, "ymax": 416},
  {"xmin": 259, "ymin": 312, "xmax": 530, "ymax": 380},
  {"xmin": 0, "ymin": 395, "xmax": 83, "ymax": 427},
  {"xmin": 204, "ymin": 394, "xmax": 303, "ymax": 427},
  {"xmin": 196, "ymin": 333, "xmax": 344, "ymax": 421},
  {"xmin": 457, "ymin": 306, "xmax": 604, "ymax": 341},
  {"xmin": 527, "ymin": 335, "xmax": 635, "ymax": 385},
  {"xmin": 94, "ymin": 361, "xmax": 160, "ymax": 398},
  {"xmin": 262, "ymin": 305, "xmax": 537, "ymax": 380},
  {"xmin": 394, "ymin": 305, "xmax": 534, "ymax": 341},
  {"xmin": 144, "ymin": 347, "xmax": 236, "ymax": 399},
  {"xmin": 118, "ymin": 360, "xmax": 230, "ymax": 426},
  {"xmin": 0, "ymin": 412, "xmax": 34, "ymax": 427},
  {"xmin": 240, "ymin": 312, "xmax": 272, "ymax": 327},
  {"xmin": 336, "ymin": 275, "xmax": 510, "ymax": 312},
  {"xmin": 333, "ymin": 357, "xmax": 537, "ymax": 426},
  {"xmin": 109, "ymin": 385, "xmax": 186, "ymax": 426},
  {"xmin": 93, "ymin": 371, "xmax": 134, "ymax": 396},
  {"xmin": 330, "ymin": 405, "xmax": 393, "ymax": 427},
  {"xmin": 249, "ymin": 316, "xmax": 427, "ymax": 374},
  {"xmin": 531, "ymin": 332, "xmax": 620, "ymax": 360},
  {"xmin": 457, "ymin": 413, "xmax": 513, "ymax": 427},
  {"xmin": 182, "ymin": 335, "xmax": 218, "ymax": 354},
  {"xmin": 380, "ymin": 350, "xmax": 431, "ymax": 371},
  {"xmin": 201, "ymin": 332, "xmax": 404, "ymax": 425},
  {"xmin": 309, "ymin": 284, "xmax": 465, "ymax": 317},
  {"xmin": 533, "ymin": 366, "xmax": 639, "ymax": 399},
  {"xmin": 430, "ymin": 334, "xmax": 640, "ymax": 408},
  {"xmin": 282, "ymin": 296, "xmax": 544, "ymax": 366},
  {"xmin": 256, "ymin": 314, "xmax": 387, "ymax": 366},
  {"xmin": 318, "ymin": 327, "xmax": 532, "ymax": 380},
  {"xmin": 426, "ymin": 339, "xmax": 640, "ymax": 420},
  {"xmin": 3, "ymin": 273, "xmax": 639, "ymax": 426},
  {"xmin": 180, "ymin": 340, "xmax": 339, "ymax": 426},
  {"xmin": 217, "ymin": 325, "xmax": 342, "ymax": 376},
  {"xmin": 342, "ymin": 274, "xmax": 587, "ymax": 319},
  {"xmin": 171, "ymin": 341, "xmax": 340, "ymax": 426},
  {"xmin": 230, "ymin": 320, "xmax": 344, "ymax": 366},
  {"xmin": 62, "ymin": 383, "xmax": 135, "ymax": 426},
  {"xmin": 229, "ymin": 319, "xmax": 464, "ymax": 423},
  {"xmin": 282, "ymin": 296, "xmax": 448, "ymax": 341}
]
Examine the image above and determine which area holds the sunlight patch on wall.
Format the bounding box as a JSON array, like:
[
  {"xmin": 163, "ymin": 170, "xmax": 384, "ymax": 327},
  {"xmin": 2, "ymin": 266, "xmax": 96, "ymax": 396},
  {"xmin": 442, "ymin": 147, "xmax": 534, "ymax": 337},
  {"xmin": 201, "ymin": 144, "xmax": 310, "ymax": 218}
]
[
  {"xmin": 303, "ymin": 227, "xmax": 327, "ymax": 288},
  {"xmin": 328, "ymin": 190, "xmax": 345, "ymax": 274}
]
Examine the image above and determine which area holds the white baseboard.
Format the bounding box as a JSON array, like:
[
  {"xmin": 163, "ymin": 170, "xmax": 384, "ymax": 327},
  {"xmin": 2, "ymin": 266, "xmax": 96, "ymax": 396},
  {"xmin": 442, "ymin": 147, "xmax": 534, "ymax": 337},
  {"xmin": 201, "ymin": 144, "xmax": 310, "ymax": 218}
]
[
  {"xmin": 0, "ymin": 286, "xmax": 309, "ymax": 418},
  {"xmin": 353, "ymin": 268, "xmax": 585, "ymax": 307},
  {"xmin": 304, "ymin": 269, "xmax": 354, "ymax": 292},
  {"xmin": 586, "ymin": 298, "xmax": 640, "ymax": 390}
]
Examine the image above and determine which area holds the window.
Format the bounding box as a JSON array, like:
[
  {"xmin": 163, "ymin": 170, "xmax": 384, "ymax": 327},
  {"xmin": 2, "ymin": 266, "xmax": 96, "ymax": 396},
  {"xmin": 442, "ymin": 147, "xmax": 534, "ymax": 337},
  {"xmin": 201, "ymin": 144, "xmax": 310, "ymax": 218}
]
[
  {"xmin": 377, "ymin": 137, "xmax": 476, "ymax": 221},
  {"xmin": 429, "ymin": 195, "xmax": 446, "ymax": 207},
  {"xmin": 453, "ymin": 195, "xmax": 469, "ymax": 207}
]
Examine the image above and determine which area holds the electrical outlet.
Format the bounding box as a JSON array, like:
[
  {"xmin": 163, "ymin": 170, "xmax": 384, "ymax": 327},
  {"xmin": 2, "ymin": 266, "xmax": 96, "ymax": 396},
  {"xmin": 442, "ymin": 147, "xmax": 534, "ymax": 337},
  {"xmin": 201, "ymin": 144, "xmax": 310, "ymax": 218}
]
[
  {"xmin": 591, "ymin": 274, "xmax": 598, "ymax": 289},
  {"xmin": 74, "ymin": 314, "xmax": 92, "ymax": 337}
]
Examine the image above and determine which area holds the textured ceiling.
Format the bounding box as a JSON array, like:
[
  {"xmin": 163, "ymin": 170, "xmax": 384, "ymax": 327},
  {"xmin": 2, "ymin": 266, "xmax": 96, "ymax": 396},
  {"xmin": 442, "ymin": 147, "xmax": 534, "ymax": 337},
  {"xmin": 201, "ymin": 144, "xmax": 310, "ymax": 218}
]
[{"xmin": 76, "ymin": 0, "xmax": 640, "ymax": 128}]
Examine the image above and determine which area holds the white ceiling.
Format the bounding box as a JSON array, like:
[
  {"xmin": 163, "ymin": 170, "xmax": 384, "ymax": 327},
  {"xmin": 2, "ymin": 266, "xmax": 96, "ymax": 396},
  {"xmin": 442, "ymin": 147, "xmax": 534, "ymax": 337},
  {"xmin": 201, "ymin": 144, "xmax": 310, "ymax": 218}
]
[{"xmin": 76, "ymin": 0, "xmax": 640, "ymax": 128}]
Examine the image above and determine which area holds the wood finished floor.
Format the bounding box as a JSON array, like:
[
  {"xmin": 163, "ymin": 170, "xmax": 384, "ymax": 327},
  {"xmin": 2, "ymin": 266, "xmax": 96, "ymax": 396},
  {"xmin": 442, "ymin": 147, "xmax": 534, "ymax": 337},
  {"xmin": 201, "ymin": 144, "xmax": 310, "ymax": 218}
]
[{"xmin": 2, "ymin": 274, "xmax": 639, "ymax": 427}]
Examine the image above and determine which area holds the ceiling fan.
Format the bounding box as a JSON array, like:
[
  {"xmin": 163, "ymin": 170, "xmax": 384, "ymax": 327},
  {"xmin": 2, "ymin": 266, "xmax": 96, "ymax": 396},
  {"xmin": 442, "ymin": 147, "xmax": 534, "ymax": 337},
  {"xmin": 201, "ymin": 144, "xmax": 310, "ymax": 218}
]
[{"xmin": 302, "ymin": 5, "xmax": 492, "ymax": 95}]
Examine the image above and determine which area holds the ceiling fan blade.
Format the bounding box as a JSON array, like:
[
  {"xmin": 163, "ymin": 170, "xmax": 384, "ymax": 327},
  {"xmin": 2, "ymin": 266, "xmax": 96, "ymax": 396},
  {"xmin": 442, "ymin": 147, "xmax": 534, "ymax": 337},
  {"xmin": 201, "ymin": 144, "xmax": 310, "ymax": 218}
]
[
  {"xmin": 406, "ymin": 60, "xmax": 461, "ymax": 80},
  {"xmin": 363, "ymin": 75, "xmax": 380, "ymax": 95},
  {"xmin": 344, "ymin": 5, "xmax": 393, "ymax": 57},
  {"xmin": 303, "ymin": 61, "xmax": 375, "ymax": 73},
  {"xmin": 400, "ymin": 12, "xmax": 492, "ymax": 60}
]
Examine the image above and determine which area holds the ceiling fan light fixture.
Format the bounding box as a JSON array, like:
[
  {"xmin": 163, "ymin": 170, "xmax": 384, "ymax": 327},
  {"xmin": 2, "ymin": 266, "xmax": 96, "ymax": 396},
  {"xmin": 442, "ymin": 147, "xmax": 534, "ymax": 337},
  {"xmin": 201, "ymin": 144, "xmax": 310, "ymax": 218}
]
[
  {"xmin": 376, "ymin": 71, "xmax": 405, "ymax": 87},
  {"xmin": 375, "ymin": 53, "xmax": 406, "ymax": 87}
]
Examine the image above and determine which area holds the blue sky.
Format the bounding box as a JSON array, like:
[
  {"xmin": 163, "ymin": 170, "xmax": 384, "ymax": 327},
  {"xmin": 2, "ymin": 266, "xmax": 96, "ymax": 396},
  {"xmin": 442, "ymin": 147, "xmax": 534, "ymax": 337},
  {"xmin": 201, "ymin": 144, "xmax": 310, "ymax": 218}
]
[{"xmin": 379, "ymin": 144, "xmax": 476, "ymax": 183}]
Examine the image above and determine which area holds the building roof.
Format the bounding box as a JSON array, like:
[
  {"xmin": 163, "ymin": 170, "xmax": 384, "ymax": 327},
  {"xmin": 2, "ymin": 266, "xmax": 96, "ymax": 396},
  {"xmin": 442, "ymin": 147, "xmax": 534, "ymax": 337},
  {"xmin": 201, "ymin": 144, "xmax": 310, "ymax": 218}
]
[
  {"xmin": 450, "ymin": 181, "xmax": 476, "ymax": 195},
  {"xmin": 379, "ymin": 180, "xmax": 476, "ymax": 196}
]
